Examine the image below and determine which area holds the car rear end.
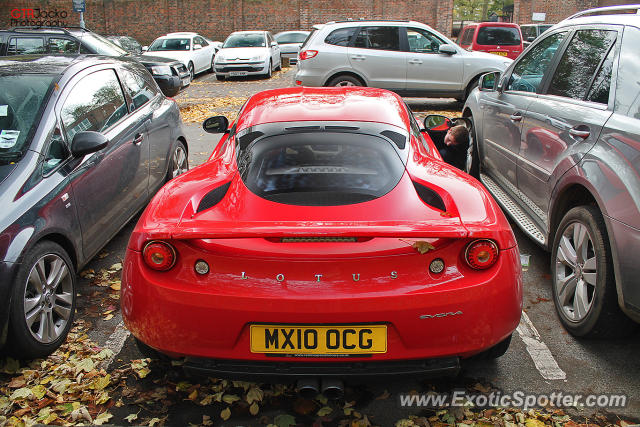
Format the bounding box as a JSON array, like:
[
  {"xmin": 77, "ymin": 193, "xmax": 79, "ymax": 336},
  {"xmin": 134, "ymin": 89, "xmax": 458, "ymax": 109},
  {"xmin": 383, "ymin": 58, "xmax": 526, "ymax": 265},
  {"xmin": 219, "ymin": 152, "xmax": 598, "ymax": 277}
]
[
  {"xmin": 470, "ymin": 23, "xmax": 523, "ymax": 60},
  {"xmin": 294, "ymin": 25, "xmax": 352, "ymax": 86}
]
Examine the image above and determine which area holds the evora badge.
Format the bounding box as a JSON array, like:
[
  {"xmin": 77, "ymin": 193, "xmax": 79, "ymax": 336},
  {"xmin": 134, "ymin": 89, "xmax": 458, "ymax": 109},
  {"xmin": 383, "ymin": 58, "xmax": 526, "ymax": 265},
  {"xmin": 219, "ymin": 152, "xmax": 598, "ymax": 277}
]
[{"xmin": 419, "ymin": 311, "xmax": 463, "ymax": 319}]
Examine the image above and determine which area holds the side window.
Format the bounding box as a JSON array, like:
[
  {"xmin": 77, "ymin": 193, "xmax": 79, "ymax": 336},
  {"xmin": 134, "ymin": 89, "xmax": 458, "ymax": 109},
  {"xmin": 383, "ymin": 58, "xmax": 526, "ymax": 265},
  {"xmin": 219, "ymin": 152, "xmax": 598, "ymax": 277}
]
[
  {"xmin": 353, "ymin": 26, "xmax": 400, "ymax": 51},
  {"xmin": 461, "ymin": 28, "xmax": 474, "ymax": 45},
  {"xmin": 121, "ymin": 68, "xmax": 157, "ymax": 111},
  {"xmin": 324, "ymin": 27, "xmax": 358, "ymax": 47},
  {"xmin": 547, "ymin": 29, "xmax": 617, "ymax": 100},
  {"xmin": 521, "ymin": 26, "xmax": 534, "ymax": 40},
  {"xmin": 61, "ymin": 69, "xmax": 127, "ymax": 142},
  {"xmin": 615, "ymin": 26, "xmax": 640, "ymax": 118},
  {"xmin": 586, "ymin": 45, "xmax": 616, "ymax": 104},
  {"xmin": 8, "ymin": 37, "xmax": 46, "ymax": 55},
  {"xmin": 43, "ymin": 126, "xmax": 69, "ymax": 174},
  {"xmin": 506, "ymin": 31, "xmax": 568, "ymax": 93},
  {"xmin": 197, "ymin": 36, "xmax": 208, "ymax": 47},
  {"xmin": 406, "ymin": 28, "xmax": 445, "ymax": 53},
  {"xmin": 48, "ymin": 38, "xmax": 80, "ymax": 54}
]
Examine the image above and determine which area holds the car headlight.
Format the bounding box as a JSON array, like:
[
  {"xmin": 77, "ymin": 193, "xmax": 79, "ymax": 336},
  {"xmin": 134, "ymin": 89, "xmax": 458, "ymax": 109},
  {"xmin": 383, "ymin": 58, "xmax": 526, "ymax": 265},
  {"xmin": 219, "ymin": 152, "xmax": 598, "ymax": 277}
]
[
  {"xmin": 250, "ymin": 55, "xmax": 267, "ymax": 62},
  {"xmin": 150, "ymin": 65, "xmax": 172, "ymax": 76}
]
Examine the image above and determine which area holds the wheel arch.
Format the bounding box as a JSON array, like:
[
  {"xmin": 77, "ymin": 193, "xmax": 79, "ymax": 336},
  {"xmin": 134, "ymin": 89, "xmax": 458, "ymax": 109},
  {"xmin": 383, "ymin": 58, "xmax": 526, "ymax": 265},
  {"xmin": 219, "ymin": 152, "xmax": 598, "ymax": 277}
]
[{"xmin": 323, "ymin": 71, "xmax": 367, "ymax": 87}]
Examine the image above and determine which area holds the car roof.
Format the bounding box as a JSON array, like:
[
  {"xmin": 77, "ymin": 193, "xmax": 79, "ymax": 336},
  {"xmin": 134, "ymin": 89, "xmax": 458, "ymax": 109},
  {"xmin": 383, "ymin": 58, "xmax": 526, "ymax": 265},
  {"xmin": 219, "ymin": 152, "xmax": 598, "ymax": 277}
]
[
  {"xmin": 0, "ymin": 54, "xmax": 131, "ymax": 76},
  {"xmin": 166, "ymin": 32, "xmax": 197, "ymax": 36},
  {"xmin": 229, "ymin": 30, "xmax": 268, "ymax": 35},
  {"xmin": 235, "ymin": 87, "xmax": 410, "ymax": 131},
  {"xmin": 464, "ymin": 22, "xmax": 520, "ymax": 28},
  {"xmin": 323, "ymin": 20, "xmax": 431, "ymax": 28},
  {"xmin": 557, "ymin": 12, "xmax": 640, "ymax": 28}
]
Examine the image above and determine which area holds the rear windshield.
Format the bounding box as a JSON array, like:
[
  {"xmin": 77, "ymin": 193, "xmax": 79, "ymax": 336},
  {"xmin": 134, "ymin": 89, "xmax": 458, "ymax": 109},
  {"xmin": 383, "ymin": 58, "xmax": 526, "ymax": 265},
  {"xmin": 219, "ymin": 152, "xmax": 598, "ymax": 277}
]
[
  {"xmin": 275, "ymin": 32, "xmax": 308, "ymax": 44},
  {"xmin": 477, "ymin": 26, "xmax": 521, "ymax": 46},
  {"xmin": 236, "ymin": 123, "xmax": 407, "ymax": 206}
]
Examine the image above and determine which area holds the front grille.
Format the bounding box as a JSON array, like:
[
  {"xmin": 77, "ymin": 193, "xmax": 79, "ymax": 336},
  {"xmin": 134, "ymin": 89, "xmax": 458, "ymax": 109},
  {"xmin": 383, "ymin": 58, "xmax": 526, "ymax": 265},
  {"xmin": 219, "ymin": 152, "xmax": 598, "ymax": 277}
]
[{"xmin": 217, "ymin": 66, "xmax": 263, "ymax": 72}]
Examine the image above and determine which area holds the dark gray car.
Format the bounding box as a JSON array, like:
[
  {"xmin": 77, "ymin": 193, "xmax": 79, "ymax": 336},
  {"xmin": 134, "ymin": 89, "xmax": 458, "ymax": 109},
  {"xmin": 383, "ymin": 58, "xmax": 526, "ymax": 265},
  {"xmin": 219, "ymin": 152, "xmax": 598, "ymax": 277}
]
[
  {"xmin": 463, "ymin": 5, "xmax": 640, "ymax": 337},
  {"xmin": 0, "ymin": 55, "xmax": 188, "ymax": 358}
]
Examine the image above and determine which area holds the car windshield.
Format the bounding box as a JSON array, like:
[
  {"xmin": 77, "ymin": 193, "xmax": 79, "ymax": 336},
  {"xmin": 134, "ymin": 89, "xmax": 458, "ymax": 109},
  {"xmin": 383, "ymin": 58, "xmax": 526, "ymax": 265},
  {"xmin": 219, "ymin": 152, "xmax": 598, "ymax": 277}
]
[
  {"xmin": 149, "ymin": 38, "xmax": 191, "ymax": 51},
  {"xmin": 79, "ymin": 32, "xmax": 128, "ymax": 56},
  {"xmin": 0, "ymin": 73, "xmax": 56, "ymax": 160},
  {"xmin": 223, "ymin": 33, "xmax": 266, "ymax": 48},
  {"xmin": 477, "ymin": 26, "xmax": 521, "ymax": 46},
  {"xmin": 275, "ymin": 33, "xmax": 308, "ymax": 44},
  {"xmin": 236, "ymin": 124, "xmax": 406, "ymax": 206}
]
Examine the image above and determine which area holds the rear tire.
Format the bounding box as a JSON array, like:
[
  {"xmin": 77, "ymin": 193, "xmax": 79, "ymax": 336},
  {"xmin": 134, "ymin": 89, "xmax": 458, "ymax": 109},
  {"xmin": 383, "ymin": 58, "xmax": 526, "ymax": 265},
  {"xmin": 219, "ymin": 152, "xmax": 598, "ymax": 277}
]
[
  {"xmin": 188, "ymin": 62, "xmax": 195, "ymax": 81},
  {"xmin": 7, "ymin": 241, "xmax": 76, "ymax": 359},
  {"xmin": 327, "ymin": 75, "xmax": 363, "ymax": 87},
  {"xmin": 551, "ymin": 206, "xmax": 636, "ymax": 338},
  {"xmin": 465, "ymin": 115, "xmax": 480, "ymax": 178}
]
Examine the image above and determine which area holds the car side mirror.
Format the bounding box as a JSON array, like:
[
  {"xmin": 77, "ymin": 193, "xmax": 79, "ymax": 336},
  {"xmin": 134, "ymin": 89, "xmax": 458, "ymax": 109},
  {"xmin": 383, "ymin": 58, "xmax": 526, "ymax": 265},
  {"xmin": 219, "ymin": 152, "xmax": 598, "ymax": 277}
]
[
  {"xmin": 423, "ymin": 114, "xmax": 452, "ymax": 131},
  {"xmin": 71, "ymin": 131, "xmax": 108, "ymax": 157},
  {"xmin": 142, "ymin": 46, "xmax": 148, "ymax": 52},
  {"xmin": 193, "ymin": 44, "xmax": 202, "ymax": 50},
  {"xmin": 203, "ymin": 116, "xmax": 229, "ymax": 134},
  {"xmin": 438, "ymin": 44, "xmax": 457, "ymax": 55},
  {"xmin": 479, "ymin": 72, "xmax": 499, "ymax": 92}
]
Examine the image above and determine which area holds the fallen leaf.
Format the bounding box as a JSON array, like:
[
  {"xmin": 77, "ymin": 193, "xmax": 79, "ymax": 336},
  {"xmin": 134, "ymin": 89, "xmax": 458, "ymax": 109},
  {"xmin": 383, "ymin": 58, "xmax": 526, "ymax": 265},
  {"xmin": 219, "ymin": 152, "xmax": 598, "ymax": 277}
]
[
  {"xmin": 220, "ymin": 407, "xmax": 231, "ymax": 420},
  {"xmin": 94, "ymin": 412, "xmax": 113, "ymax": 425},
  {"xmin": 250, "ymin": 401, "xmax": 260, "ymax": 415},
  {"xmin": 125, "ymin": 413, "xmax": 139, "ymax": 423},
  {"xmin": 274, "ymin": 414, "xmax": 297, "ymax": 427},
  {"xmin": 317, "ymin": 406, "xmax": 333, "ymax": 416}
]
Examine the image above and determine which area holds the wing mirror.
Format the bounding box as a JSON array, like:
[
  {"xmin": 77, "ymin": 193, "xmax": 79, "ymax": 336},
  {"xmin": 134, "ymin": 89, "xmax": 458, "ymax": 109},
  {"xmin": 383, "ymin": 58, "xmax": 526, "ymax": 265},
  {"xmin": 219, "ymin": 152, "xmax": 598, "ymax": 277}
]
[
  {"xmin": 438, "ymin": 44, "xmax": 457, "ymax": 55},
  {"xmin": 423, "ymin": 114, "xmax": 453, "ymax": 131},
  {"xmin": 203, "ymin": 116, "xmax": 229, "ymax": 134},
  {"xmin": 479, "ymin": 72, "xmax": 500, "ymax": 92},
  {"xmin": 71, "ymin": 131, "xmax": 108, "ymax": 157}
]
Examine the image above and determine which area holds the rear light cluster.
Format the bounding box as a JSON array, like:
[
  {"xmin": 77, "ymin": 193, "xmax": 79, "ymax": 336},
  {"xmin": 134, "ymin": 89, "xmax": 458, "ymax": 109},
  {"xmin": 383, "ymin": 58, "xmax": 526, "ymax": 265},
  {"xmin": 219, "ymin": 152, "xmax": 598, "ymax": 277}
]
[
  {"xmin": 299, "ymin": 50, "xmax": 318, "ymax": 60},
  {"xmin": 143, "ymin": 241, "xmax": 176, "ymax": 271},
  {"xmin": 465, "ymin": 239, "xmax": 499, "ymax": 270}
]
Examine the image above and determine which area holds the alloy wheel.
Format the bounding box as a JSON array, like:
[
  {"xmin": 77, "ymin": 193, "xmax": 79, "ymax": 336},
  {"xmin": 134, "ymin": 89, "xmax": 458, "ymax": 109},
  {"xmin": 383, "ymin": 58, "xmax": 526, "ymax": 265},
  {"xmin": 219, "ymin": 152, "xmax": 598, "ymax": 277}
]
[
  {"xmin": 172, "ymin": 144, "xmax": 188, "ymax": 178},
  {"xmin": 554, "ymin": 221, "xmax": 597, "ymax": 322},
  {"xmin": 23, "ymin": 253, "xmax": 74, "ymax": 343}
]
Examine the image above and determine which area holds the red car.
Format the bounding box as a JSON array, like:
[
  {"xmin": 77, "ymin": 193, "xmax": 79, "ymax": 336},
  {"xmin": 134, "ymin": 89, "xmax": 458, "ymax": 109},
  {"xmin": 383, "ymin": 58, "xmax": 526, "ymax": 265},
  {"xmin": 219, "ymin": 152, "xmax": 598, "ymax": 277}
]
[
  {"xmin": 121, "ymin": 87, "xmax": 522, "ymax": 384},
  {"xmin": 458, "ymin": 22, "xmax": 523, "ymax": 60}
]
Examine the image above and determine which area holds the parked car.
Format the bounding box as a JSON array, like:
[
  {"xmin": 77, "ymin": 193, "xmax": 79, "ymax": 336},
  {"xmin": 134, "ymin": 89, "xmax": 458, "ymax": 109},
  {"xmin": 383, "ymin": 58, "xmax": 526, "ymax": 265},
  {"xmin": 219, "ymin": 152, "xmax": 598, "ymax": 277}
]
[
  {"xmin": 213, "ymin": 31, "xmax": 282, "ymax": 80},
  {"xmin": 121, "ymin": 86, "xmax": 523, "ymax": 382},
  {"xmin": 458, "ymin": 22, "xmax": 523, "ymax": 60},
  {"xmin": 274, "ymin": 30, "xmax": 310, "ymax": 64},
  {"xmin": 463, "ymin": 4, "xmax": 640, "ymax": 337},
  {"xmin": 294, "ymin": 20, "xmax": 511, "ymax": 101},
  {"xmin": 143, "ymin": 32, "xmax": 217, "ymax": 80},
  {"xmin": 0, "ymin": 27, "xmax": 191, "ymax": 97},
  {"xmin": 107, "ymin": 35, "xmax": 143, "ymax": 54},
  {"xmin": 520, "ymin": 23, "xmax": 554, "ymax": 47},
  {"xmin": 0, "ymin": 54, "xmax": 189, "ymax": 359}
]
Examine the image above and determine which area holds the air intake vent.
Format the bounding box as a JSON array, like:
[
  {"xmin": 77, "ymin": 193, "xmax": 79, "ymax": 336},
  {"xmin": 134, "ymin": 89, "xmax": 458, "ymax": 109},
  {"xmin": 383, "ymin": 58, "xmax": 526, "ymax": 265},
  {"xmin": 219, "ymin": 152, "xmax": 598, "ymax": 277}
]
[
  {"xmin": 197, "ymin": 181, "xmax": 232, "ymax": 213},
  {"xmin": 280, "ymin": 237, "xmax": 358, "ymax": 243},
  {"xmin": 413, "ymin": 181, "xmax": 446, "ymax": 211}
]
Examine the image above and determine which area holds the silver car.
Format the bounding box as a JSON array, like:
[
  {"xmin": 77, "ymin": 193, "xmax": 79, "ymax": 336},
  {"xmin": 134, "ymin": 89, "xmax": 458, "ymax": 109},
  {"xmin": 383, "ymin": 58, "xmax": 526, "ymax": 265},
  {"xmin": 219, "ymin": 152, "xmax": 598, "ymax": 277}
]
[
  {"xmin": 214, "ymin": 31, "xmax": 282, "ymax": 80},
  {"xmin": 463, "ymin": 5, "xmax": 640, "ymax": 337},
  {"xmin": 294, "ymin": 20, "xmax": 512, "ymax": 101},
  {"xmin": 275, "ymin": 30, "xmax": 310, "ymax": 64}
]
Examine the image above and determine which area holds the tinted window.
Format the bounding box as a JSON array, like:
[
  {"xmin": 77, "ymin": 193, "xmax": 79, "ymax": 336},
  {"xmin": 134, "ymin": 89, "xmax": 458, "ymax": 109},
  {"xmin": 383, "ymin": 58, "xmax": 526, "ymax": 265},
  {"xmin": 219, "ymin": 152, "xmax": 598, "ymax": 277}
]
[
  {"xmin": 150, "ymin": 38, "xmax": 191, "ymax": 51},
  {"xmin": 121, "ymin": 68, "xmax": 157, "ymax": 111},
  {"xmin": 406, "ymin": 28, "xmax": 445, "ymax": 53},
  {"xmin": 276, "ymin": 32, "xmax": 308, "ymax": 44},
  {"xmin": 48, "ymin": 38, "xmax": 79, "ymax": 53},
  {"xmin": 547, "ymin": 30, "xmax": 617, "ymax": 100},
  {"xmin": 507, "ymin": 31, "xmax": 568, "ymax": 92},
  {"xmin": 43, "ymin": 126, "xmax": 69, "ymax": 174},
  {"xmin": 476, "ymin": 26, "xmax": 521, "ymax": 46},
  {"xmin": 237, "ymin": 128, "xmax": 405, "ymax": 206},
  {"xmin": 8, "ymin": 37, "xmax": 46, "ymax": 54},
  {"xmin": 586, "ymin": 44, "xmax": 616, "ymax": 104},
  {"xmin": 354, "ymin": 27, "xmax": 400, "ymax": 51},
  {"xmin": 324, "ymin": 27, "xmax": 357, "ymax": 47},
  {"xmin": 615, "ymin": 26, "xmax": 640, "ymax": 118},
  {"xmin": 61, "ymin": 69, "xmax": 127, "ymax": 142},
  {"xmin": 521, "ymin": 26, "xmax": 536, "ymax": 40}
]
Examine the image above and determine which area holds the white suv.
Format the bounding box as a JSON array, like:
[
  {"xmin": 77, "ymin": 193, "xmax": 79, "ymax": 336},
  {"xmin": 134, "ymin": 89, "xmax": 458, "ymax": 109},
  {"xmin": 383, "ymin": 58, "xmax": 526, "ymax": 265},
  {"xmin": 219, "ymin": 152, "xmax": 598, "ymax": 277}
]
[{"xmin": 295, "ymin": 20, "xmax": 512, "ymax": 100}]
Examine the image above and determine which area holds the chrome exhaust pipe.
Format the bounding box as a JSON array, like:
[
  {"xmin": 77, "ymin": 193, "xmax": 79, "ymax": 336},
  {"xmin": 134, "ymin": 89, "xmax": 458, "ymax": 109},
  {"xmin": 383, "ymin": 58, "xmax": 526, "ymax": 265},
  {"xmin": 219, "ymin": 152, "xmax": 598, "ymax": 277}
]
[
  {"xmin": 321, "ymin": 378, "xmax": 344, "ymax": 400},
  {"xmin": 296, "ymin": 378, "xmax": 319, "ymax": 399}
]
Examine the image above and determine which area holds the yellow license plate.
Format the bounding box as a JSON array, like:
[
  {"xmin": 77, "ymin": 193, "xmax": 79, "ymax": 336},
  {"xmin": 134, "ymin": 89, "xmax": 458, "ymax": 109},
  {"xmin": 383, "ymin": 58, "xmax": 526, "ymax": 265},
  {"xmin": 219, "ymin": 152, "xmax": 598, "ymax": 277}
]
[
  {"xmin": 490, "ymin": 51, "xmax": 508, "ymax": 56},
  {"xmin": 250, "ymin": 325, "xmax": 387, "ymax": 354}
]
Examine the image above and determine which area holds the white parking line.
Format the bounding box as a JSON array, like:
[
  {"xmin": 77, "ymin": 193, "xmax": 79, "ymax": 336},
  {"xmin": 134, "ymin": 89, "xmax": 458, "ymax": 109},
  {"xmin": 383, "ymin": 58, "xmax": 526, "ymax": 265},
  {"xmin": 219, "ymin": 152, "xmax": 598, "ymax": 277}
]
[
  {"xmin": 516, "ymin": 312, "xmax": 566, "ymax": 380},
  {"xmin": 99, "ymin": 317, "xmax": 130, "ymax": 369}
]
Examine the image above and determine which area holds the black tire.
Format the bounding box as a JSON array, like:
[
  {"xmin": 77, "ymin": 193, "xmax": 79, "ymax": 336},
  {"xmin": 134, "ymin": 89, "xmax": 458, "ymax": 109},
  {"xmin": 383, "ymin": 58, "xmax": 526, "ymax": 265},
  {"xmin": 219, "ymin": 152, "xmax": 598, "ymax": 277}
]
[
  {"xmin": 7, "ymin": 241, "xmax": 76, "ymax": 359},
  {"xmin": 464, "ymin": 77, "xmax": 479, "ymax": 101},
  {"xmin": 216, "ymin": 74, "xmax": 225, "ymax": 81},
  {"xmin": 275, "ymin": 56, "xmax": 282, "ymax": 71},
  {"xmin": 188, "ymin": 62, "xmax": 195, "ymax": 81},
  {"xmin": 265, "ymin": 60, "xmax": 272, "ymax": 78},
  {"xmin": 209, "ymin": 55, "xmax": 215, "ymax": 73},
  {"xmin": 551, "ymin": 206, "xmax": 636, "ymax": 338},
  {"xmin": 327, "ymin": 75, "xmax": 363, "ymax": 87},
  {"xmin": 166, "ymin": 141, "xmax": 188, "ymax": 182},
  {"xmin": 472, "ymin": 334, "xmax": 512, "ymax": 360},
  {"xmin": 465, "ymin": 115, "xmax": 480, "ymax": 178}
]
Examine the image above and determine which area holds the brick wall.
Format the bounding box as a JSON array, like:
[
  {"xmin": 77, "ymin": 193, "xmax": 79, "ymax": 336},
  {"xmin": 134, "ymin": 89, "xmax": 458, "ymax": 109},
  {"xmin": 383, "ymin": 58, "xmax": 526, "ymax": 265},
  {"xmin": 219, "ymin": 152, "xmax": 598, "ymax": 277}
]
[{"xmin": 514, "ymin": 0, "xmax": 599, "ymax": 25}]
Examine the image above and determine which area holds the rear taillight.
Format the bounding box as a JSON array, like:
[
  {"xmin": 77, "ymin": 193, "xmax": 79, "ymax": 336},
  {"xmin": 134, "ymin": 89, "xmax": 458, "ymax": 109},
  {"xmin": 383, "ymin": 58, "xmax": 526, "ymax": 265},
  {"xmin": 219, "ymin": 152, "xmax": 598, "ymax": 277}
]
[
  {"xmin": 299, "ymin": 50, "xmax": 318, "ymax": 60},
  {"xmin": 143, "ymin": 241, "xmax": 177, "ymax": 271},
  {"xmin": 465, "ymin": 239, "xmax": 499, "ymax": 270}
]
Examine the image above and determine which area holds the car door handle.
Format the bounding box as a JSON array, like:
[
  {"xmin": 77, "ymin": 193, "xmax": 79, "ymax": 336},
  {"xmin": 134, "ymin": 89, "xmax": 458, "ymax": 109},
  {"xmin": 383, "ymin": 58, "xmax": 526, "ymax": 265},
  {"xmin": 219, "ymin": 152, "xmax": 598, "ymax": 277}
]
[
  {"xmin": 569, "ymin": 128, "xmax": 590, "ymax": 139},
  {"xmin": 408, "ymin": 59, "xmax": 423, "ymax": 64},
  {"xmin": 133, "ymin": 133, "xmax": 144, "ymax": 145},
  {"xmin": 510, "ymin": 113, "xmax": 523, "ymax": 122},
  {"xmin": 351, "ymin": 55, "xmax": 366, "ymax": 61}
]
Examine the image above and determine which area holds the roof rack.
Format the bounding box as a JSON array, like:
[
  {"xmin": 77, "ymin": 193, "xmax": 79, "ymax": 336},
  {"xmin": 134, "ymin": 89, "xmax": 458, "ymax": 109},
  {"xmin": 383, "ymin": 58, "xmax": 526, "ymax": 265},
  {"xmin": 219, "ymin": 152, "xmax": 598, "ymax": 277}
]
[
  {"xmin": 9, "ymin": 25, "xmax": 91, "ymax": 34},
  {"xmin": 565, "ymin": 4, "xmax": 640, "ymax": 20},
  {"xmin": 326, "ymin": 19, "xmax": 411, "ymax": 24}
]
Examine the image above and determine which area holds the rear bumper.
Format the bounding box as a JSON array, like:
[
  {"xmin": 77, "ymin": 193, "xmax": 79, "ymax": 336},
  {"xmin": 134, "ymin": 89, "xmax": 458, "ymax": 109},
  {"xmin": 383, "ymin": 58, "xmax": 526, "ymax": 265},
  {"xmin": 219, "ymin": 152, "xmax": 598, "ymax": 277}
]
[{"xmin": 122, "ymin": 246, "xmax": 522, "ymax": 365}]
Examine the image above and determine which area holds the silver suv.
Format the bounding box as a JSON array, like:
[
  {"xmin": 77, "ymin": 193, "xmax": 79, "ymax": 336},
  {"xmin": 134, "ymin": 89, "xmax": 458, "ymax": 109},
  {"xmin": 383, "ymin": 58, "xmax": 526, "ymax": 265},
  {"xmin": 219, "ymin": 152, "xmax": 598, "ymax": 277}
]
[
  {"xmin": 294, "ymin": 20, "xmax": 512, "ymax": 100},
  {"xmin": 463, "ymin": 5, "xmax": 640, "ymax": 337}
]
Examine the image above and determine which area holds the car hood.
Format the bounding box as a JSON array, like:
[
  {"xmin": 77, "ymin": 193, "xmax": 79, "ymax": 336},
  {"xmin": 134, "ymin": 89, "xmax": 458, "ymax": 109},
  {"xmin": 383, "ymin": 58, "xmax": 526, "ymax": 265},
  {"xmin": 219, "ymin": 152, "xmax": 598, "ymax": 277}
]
[
  {"xmin": 217, "ymin": 47, "xmax": 269, "ymax": 60},
  {"xmin": 133, "ymin": 54, "xmax": 181, "ymax": 66}
]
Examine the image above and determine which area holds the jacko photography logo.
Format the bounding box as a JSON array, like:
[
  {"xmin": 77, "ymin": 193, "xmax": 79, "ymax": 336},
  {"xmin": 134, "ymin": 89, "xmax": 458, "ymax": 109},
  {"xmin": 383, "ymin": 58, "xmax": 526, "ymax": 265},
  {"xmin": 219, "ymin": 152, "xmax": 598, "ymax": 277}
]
[{"xmin": 9, "ymin": 8, "xmax": 69, "ymax": 27}]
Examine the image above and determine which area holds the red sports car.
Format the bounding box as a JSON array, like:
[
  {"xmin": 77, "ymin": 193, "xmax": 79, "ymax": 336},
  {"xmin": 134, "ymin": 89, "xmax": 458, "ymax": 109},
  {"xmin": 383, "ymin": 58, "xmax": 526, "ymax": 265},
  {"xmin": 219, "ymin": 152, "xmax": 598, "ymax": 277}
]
[{"xmin": 121, "ymin": 87, "xmax": 522, "ymax": 383}]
